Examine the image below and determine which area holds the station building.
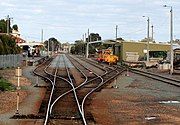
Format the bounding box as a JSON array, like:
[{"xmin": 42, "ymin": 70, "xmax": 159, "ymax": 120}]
[{"xmin": 17, "ymin": 42, "xmax": 45, "ymax": 57}]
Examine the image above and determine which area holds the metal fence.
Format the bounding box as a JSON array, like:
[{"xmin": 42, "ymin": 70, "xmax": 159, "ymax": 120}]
[{"xmin": 0, "ymin": 54, "xmax": 22, "ymax": 68}]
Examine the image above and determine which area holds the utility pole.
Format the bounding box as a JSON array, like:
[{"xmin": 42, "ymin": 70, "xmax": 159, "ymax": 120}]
[
  {"xmin": 41, "ymin": 29, "xmax": 43, "ymax": 43},
  {"xmin": 82, "ymin": 34, "xmax": 84, "ymax": 41},
  {"xmin": 151, "ymin": 25, "xmax": 154, "ymax": 41},
  {"xmin": 147, "ymin": 17, "xmax": 150, "ymax": 62},
  {"xmin": 116, "ymin": 25, "xmax": 118, "ymax": 40},
  {"xmin": 47, "ymin": 40, "xmax": 49, "ymax": 57},
  {"xmin": 84, "ymin": 33, "xmax": 86, "ymax": 57},
  {"xmin": 86, "ymin": 29, "xmax": 89, "ymax": 58},
  {"xmin": 143, "ymin": 16, "xmax": 150, "ymax": 62},
  {"xmin": 82, "ymin": 34, "xmax": 84, "ymax": 55},
  {"xmin": 52, "ymin": 41, "xmax": 54, "ymax": 56},
  {"xmin": 170, "ymin": 6, "xmax": 174, "ymax": 74},
  {"xmin": 6, "ymin": 15, "xmax": 11, "ymax": 35},
  {"xmin": 85, "ymin": 33, "xmax": 86, "ymax": 42},
  {"xmin": 6, "ymin": 15, "xmax": 13, "ymax": 35},
  {"xmin": 164, "ymin": 5, "xmax": 174, "ymax": 74},
  {"xmin": 88, "ymin": 29, "xmax": 90, "ymax": 42}
]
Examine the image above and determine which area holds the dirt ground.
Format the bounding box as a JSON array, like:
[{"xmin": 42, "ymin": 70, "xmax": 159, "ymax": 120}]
[
  {"xmin": 0, "ymin": 59, "xmax": 179, "ymax": 125},
  {"xmin": 0, "ymin": 67, "xmax": 46, "ymax": 125},
  {"xmin": 90, "ymin": 71, "xmax": 180, "ymax": 125},
  {"xmin": 0, "ymin": 69, "xmax": 30, "ymax": 114}
]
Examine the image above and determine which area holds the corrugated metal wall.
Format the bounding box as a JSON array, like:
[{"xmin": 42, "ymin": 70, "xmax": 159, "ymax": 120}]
[
  {"xmin": 121, "ymin": 42, "xmax": 171, "ymax": 61},
  {"xmin": 0, "ymin": 54, "xmax": 22, "ymax": 68}
]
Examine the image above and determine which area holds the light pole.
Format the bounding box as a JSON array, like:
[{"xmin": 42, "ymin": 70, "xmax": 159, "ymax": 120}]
[
  {"xmin": 143, "ymin": 16, "xmax": 150, "ymax": 62},
  {"xmin": 164, "ymin": 5, "xmax": 174, "ymax": 74}
]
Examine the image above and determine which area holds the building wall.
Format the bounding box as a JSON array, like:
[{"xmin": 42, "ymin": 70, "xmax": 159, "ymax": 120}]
[{"xmin": 121, "ymin": 41, "xmax": 171, "ymax": 61}]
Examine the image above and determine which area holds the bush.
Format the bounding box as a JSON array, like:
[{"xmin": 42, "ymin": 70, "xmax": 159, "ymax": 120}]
[
  {"xmin": 0, "ymin": 35, "xmax": 21, "ymax": 55},
  {"xmin": 0, "ymin": 78, "xmax": 15, "ymax": 91}
]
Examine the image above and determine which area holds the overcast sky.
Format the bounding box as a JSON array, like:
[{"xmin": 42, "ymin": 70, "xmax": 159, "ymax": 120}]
[{"xmin": 0, "ymin": 0, "xmax": 180, "ymax": 43}]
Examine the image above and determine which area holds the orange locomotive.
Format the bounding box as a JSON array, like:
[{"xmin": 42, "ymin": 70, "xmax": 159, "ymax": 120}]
[{"xmin": 96, "ymin": 48, "xmax": 118, "ymax": 65}]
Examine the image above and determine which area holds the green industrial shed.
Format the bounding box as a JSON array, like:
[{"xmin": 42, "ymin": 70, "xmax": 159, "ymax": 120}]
[{"xmin": 114, "ymin": 40, "xmax": 171, "ymax": 62}]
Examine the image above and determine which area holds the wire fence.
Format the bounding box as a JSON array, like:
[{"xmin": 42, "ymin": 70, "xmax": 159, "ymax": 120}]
[{"xmin": 0, "ymin": 54, "xmax": 22, "ymax": 68}]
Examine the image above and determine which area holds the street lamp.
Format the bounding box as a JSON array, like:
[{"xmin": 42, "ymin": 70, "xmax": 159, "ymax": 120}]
[
  {"xmin": 143, "ymin": 16, "xmax": 150, "ymax": 62},
  {"xmin": 163, "ymin": 5, "xmax": 174, "ymax": 74}
]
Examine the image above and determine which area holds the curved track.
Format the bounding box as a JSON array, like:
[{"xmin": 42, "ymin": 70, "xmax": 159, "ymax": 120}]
[{"xmin": 33, "ymin": 54, "xmax": 126, "ymax": 125}]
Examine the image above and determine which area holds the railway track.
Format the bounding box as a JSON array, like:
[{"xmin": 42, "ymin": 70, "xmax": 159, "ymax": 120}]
[
  {"xmin": 43, "ymin": 55, "xmax": 85, "ymax": 125},
  {"xmin": 45, "ymin": 54, "xmax": 126, "ymax": 125},
  {"xmin": 12, "ymin": 54, "xmax": 126, "ymax": 125},
  {"xmin": 67, "ymin": 55, "xmax": 126, "ymax": 123},
  {"xmin": 128, "ymin": 67, "xmax": 180, "ymax": 87}
]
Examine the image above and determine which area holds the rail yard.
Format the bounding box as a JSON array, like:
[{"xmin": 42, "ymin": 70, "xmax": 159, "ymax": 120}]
[
  {"xmin": 1, "ymin": 1, "xmax": 180, "ymax": 125},
  {"xmin": 0, "ymin": 54, "xmax": 179, "ymax": 125}
]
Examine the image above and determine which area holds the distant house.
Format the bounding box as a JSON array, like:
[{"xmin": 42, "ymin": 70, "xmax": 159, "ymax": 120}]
[
  {"xmin": 60, "ymin": 42, "xmax": 71, "ymax": 53},
  {"xmin": 11, "ymin": 29, "xmax": 26, "ymax": 43},
  {"xmin": 0, "ymin": 32, "xmax": 26, "ymax": 44}
]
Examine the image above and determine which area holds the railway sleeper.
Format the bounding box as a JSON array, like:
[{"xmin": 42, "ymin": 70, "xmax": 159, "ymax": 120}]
[
  {"xmin": 11, "ymin": 114, "xmax": 45, "ymax": 119},
  {"xmin": 49, "ymin": 113, "xmax": 95, "ymax": 122},
  {"xmin": 34, "ymin": 85, "xmax": 49, "ymax": 88},
  {"xmin": 11, "ymin": 113, "xmax": 95, "ymax": 121}
]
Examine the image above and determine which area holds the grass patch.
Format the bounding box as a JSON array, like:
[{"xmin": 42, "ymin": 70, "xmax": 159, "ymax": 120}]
[{"xmin": 0, "ymin": 78, "xmax": 15, "ymax": 91}]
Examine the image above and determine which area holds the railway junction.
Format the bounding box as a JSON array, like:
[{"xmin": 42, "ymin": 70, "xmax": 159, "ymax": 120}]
[{"xmin": 0, "ymin": 53, "xmax": 179, "ymax": 125}]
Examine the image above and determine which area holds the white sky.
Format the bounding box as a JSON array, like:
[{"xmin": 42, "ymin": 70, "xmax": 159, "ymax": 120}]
[{"xmin": 0, "ymin": 0, "xmax": 180, "ymax": 43}]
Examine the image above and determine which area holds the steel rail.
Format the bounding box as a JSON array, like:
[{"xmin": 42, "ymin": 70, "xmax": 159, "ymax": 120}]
[
  {"xmin": 47, "ymin": 54, "xmax": 85, "ymax": 124},
  {"xmin": 49, "ymin": 54, "xmax": 106, "ymax": 125},
  {"xmin": 68, "ymin": 55, "xmax": 123, "ymax": 122},
  {"xmin": 43, "ymin": 54, "xmax": 124, "ymax": 125},
  {"xmin": 129, "ymin": 67, "xmax": 180, "ymax": 87},
  {"xmin": 33, "ymin": 57, "xmax": 59, "ymax": 125},
  {"xmin": 43, "ymin": 56, "xmax": 61, "ymax": 125},
  {"xmin": 33, "ymin": 55, "xmax": 79, "ymax": 124},
  {"xmin": 81, "ymin": 67, "xmax": 120, "ymax": 116},
  {"xmin": 62, "ymin": 55, "xmax": 84, "ymax": 117},
  {"xmin": 76, "ymin": 55, "xmax": 108, "ymax": 74}
]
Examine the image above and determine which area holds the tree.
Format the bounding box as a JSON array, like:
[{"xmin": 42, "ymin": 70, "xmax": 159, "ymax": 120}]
[
  {"xmin": 0, "ymin": 35, "xmax": 21, "ymax": 55},
  {"xmin": 12, "ymin": 24, "xmax": 18, "ymax": 31},
  {"xmin": 86, "ymin": 33, "xmax": 101, "ymax": 42},
  {"xmin": 0, "ymin": 18, "xmax": 21, "ymax": 55},
  {"xmin": 74, "ymin": 40, "xmax": 85, "ymax": 54},
  {"xmin": 0, "ymin": 19, "xmax": 16, "ymax": 33},
  {"xmin": 116, "ymin": 37, "xmax": 124, "ymax": 41},
  {"xmin": 0, "ymin": 19, "xmax": 7, "ymax": 33},
  {"xmin": 70, "ymin": 45, "xmax": 75, "ymax": 54},
  {"xmin": 44, "ymin": 37, "xmax": 61, "ymax": 51}
]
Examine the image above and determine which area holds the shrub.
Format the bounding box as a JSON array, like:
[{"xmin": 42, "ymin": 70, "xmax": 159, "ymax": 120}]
[{"xmin": 0, "ymin": 78, "xmax": 15, "ymax": 91}]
